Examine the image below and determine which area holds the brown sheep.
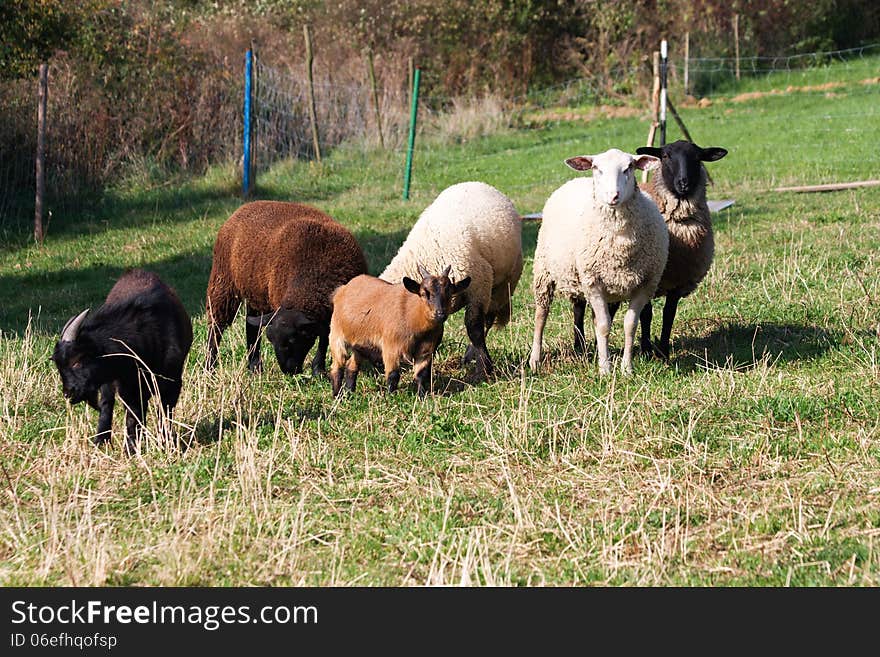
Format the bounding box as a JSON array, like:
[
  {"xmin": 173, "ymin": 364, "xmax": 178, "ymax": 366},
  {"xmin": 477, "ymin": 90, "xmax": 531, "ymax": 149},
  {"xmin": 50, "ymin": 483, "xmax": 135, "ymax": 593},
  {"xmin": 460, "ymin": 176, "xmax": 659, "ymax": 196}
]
[
  {"xmin": 328, "ymin": 264, "xmax": 471, "ymax": 397},
  {"xmin": 206, "ymin": 201, "xmax": 367, "ymax": 375}
]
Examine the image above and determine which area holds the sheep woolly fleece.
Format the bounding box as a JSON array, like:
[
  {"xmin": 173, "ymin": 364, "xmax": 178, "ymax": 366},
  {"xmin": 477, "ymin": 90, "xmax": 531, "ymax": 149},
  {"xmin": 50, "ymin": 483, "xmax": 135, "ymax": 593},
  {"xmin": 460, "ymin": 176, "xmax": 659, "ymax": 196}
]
[
  {"xmin": 641, "ymin": 166, "xmax": 713, "ymax": 298},
  {"xmin": 532, "ymin": 165, "xmax": 668, "ymax": 308},
  {"xmin": 380, "ymin": 181, "xmax": 523, "ymax": 326}
]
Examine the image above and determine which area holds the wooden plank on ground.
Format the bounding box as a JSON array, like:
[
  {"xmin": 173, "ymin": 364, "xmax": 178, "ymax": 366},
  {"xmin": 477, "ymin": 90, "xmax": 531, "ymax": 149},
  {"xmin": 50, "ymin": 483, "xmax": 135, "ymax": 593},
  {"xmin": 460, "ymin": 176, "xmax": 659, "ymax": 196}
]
[
  {"xmin": 773, "ymin": 180, "xmax": 880, "ymax": 193},
  {"xmin": 707, "ymin": 199, "xmax": 735, "ymax": 212}
]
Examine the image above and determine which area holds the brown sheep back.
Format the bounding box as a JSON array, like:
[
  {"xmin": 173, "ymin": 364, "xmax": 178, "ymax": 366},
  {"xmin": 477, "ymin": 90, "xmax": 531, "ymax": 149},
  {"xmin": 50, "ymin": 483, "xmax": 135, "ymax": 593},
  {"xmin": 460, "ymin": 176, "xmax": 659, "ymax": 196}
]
[{"xmin": 206, "ymin": 201, "xmax": 367, "ymax": 375}]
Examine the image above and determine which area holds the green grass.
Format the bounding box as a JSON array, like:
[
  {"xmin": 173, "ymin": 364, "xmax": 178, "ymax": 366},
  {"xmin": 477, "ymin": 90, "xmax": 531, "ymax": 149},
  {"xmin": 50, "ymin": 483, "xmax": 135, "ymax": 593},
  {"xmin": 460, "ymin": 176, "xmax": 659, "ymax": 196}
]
[{"xmin": 1, "ymin": 55, "xmax": 879, "ymax": 586}]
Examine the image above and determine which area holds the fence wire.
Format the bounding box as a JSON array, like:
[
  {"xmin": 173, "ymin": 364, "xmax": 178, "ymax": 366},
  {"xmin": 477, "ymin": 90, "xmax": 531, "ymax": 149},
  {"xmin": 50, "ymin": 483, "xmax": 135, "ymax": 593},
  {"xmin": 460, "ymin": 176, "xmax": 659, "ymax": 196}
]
[
  {"xmin": 250, "ymin": 42, "xmax": 880, "ymax": 204},
  {"xmin": 3, "ymin": 42, "xmax": 879, "ymax": 230}
]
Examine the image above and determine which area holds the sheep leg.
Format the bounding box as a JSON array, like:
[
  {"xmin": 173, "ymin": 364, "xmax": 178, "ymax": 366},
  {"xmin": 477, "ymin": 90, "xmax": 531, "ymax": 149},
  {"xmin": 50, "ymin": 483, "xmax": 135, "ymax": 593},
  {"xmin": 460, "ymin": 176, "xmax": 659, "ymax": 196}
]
[
  {"xmin": 462, "ymin": 312, "xmax": 494, "ymax": 365},
  {"xmin": 572, "ymin": 298, "xmax": 587, "ymax": 354},
  {"xmin": 465, "ymin": 304, "xmax": 493, "ymax": 379},
  {"xmin": 528, "ymin": 286, "xmax": 554, "ymax": 372},
  {"xmin": 608, "ymin": 301, "xmax": 620, "ymax": 322},
  {"xmin": 621, "ymin": 289, "xmax": 653, "ymax": 375},
  {"xmin": 587, "ymin": 292, "xmax": 612, "ymax": 375},
  {"xmin": 94, "ymin": 383, "xmax": 115, "ymax": 445},
  {"xmin": 311, "ymin": 330, "xmax": 329, "ymax": 375},
  {"xmin": 205, "ymin": 293, "xmax": 240, "ymax": 370},
  {"xmin": 639, "ymin": 301, "xmax": 655, "ymax": 356},
  {"xmin": 243, "ymin": 305, "xmax": 263, "ymax": 373},
  {"xmin": 657, "ymin": 292, "xmax": 681, "ymax": 360}
]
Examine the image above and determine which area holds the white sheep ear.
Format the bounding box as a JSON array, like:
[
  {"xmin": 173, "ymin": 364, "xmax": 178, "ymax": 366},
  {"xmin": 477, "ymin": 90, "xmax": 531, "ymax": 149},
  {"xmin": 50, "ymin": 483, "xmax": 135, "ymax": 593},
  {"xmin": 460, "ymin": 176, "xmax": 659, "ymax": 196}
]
[
  {"xmin": 61, "ymin": 309, "xmax": 89, "ymax": 343},
  {"xmin": 564, "ymin": 156, "xmax": 594, "ymax": 171},
  {"xmin": 633, "ymin": 155, "xmax": 659, "ymax": 171}
]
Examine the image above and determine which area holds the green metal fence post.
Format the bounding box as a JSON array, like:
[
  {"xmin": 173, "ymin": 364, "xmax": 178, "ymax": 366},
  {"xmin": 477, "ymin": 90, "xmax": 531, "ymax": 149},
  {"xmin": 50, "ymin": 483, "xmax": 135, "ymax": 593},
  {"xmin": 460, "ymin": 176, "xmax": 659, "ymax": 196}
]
[{"xmin": 402, "ymin": 67, "xmax": 421, "ymax": 200}]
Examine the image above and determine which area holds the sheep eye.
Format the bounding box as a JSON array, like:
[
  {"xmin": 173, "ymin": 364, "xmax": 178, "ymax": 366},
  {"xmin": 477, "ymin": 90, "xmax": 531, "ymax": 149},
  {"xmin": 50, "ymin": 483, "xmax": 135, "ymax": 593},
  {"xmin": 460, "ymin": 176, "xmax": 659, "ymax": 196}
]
[{"xmin": 71, "ymin": 361, "xmax": 82, "ymax": 369}]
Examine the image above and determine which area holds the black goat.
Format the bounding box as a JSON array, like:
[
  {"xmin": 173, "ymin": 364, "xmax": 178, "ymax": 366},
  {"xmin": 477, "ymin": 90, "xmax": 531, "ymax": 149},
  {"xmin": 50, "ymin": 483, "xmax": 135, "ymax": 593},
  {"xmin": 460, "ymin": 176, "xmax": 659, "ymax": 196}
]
[{"xmin": 52, "ymin": 269, "xmax": 193, "ymax": 454}]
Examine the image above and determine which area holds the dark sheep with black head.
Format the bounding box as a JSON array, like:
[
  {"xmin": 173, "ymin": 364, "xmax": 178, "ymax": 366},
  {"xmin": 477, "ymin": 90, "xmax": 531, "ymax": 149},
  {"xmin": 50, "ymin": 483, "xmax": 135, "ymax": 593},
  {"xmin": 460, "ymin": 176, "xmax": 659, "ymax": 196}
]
[{"xmin": 205, "ymin": 201, "xmax": 368, "ymax": 375}]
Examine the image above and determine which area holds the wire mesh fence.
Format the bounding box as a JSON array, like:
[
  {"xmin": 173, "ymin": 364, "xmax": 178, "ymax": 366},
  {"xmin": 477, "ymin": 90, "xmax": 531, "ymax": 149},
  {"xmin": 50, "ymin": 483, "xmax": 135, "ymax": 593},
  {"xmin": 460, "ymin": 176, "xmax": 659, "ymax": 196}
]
[
  {"xmin": 2, "ymin": 40, "xmax": 878, "ymax": 233},
  {"xmin": 249, "ymin": 41, "xmax": 880, "ymax": 202}
]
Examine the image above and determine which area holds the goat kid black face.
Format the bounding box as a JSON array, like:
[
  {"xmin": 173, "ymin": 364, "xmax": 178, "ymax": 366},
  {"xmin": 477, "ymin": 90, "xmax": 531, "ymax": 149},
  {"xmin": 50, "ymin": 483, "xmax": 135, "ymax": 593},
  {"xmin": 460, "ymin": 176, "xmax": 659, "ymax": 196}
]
[
  {"xmin": 637, "ymin": 140, "xmax": 727, "ymax": 200},
  {"xmin": 403, "ymin": 268, "xmax": 471, "ymax": 323},
  {"xmin": 248, "ymin": 308, "xmax": 318, "ymax": 374}
]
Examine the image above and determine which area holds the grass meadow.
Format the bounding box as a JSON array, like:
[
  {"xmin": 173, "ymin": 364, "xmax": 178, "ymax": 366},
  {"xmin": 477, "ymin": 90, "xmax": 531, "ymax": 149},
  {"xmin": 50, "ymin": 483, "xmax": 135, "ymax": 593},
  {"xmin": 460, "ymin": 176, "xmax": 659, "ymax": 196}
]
[{"xmin": 1, "ymin": 56, "xmax": 879, "ymax": 586}]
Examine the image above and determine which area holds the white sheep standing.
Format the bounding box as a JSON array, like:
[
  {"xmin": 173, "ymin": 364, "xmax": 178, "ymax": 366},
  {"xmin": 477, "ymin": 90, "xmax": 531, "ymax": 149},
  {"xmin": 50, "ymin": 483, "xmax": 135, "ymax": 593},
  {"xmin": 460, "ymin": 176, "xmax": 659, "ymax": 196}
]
[
  {"xmin": 381, "ymin": 181, "xmax": 523, "ymax": 379},
  {"xmin": 529, "ymin": 148, "xmax": 668, "ymax": 375}
]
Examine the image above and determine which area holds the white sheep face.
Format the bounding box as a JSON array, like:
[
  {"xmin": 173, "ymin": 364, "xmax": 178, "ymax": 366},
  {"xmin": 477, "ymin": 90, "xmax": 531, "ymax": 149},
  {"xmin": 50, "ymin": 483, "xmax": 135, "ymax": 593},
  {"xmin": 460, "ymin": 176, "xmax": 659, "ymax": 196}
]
[{"xmin": 565, "ymin": 148, "xmax": 659, "ymax": 207}]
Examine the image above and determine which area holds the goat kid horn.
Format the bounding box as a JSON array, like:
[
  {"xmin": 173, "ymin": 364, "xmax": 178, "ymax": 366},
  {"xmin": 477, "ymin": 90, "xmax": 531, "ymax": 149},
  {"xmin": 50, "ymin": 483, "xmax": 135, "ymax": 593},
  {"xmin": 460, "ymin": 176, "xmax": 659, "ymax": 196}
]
[
  {"xmin": 61, "ymin": 308, "xmax": 90, "ymax": 343},
  {"xmin": 416, "ymin": 262, "xmax": 431, "ymax": 279},
  {"xmin": 441, "ymin": 264, "xmax": 452, "ymax": 278}
]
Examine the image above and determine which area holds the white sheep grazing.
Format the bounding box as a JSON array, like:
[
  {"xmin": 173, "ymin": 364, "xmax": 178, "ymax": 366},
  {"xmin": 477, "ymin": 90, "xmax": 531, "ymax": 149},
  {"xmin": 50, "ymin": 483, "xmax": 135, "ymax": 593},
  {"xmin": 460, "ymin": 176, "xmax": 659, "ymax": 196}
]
[
  {"xmin": 381, "ymin": 181, "xmax": 523, "ymax": 379},
  {"xmin": 529, "ymin": 148, "xmax": 668, "ymax": 375}
]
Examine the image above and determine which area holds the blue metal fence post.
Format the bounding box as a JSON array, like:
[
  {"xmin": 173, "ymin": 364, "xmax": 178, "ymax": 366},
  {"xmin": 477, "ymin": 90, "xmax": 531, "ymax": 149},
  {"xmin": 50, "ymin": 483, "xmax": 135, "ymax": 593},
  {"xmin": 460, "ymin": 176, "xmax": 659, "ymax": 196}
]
[{"xmin": 243, "ymin": 49, "xmax": 253, "ymax": 197}]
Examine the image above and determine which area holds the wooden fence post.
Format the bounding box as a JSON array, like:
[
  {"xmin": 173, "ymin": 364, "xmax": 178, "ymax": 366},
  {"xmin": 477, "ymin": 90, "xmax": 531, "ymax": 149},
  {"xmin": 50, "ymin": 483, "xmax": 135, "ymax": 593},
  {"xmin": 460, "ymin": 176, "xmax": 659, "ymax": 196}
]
[
  {"xmin": 366, "ymin": 48, "xmax": 384, "ymax": 148},
  {"xmin": 303, "ymin": 24, "xmax": 322, "ymax": 163},
  {"xmin": 34, "ymin": 62, "xmax": 48, "ymax": 245},
  {"xmin": 733, "ymin": 14, "xmax": 741, "ymax": 82}
]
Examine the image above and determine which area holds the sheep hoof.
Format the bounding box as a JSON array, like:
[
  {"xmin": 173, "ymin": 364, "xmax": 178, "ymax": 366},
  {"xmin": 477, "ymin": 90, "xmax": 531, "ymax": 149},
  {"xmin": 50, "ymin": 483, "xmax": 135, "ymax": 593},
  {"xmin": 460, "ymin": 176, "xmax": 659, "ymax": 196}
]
[
  {"xmin": 461, "ymin": 344, "xmax": 478, "ymax": 365},
  {"xmin": 641, "ymin": 341, "xmax": 669, "ymax": 361}
]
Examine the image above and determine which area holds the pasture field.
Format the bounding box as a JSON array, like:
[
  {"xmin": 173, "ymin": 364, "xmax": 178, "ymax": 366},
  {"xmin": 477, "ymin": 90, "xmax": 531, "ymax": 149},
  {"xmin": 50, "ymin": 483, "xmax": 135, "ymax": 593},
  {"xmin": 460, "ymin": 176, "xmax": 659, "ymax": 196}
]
[{"xmin": 1, "ymin": 57, "xmax": 879, "ymax": 586}]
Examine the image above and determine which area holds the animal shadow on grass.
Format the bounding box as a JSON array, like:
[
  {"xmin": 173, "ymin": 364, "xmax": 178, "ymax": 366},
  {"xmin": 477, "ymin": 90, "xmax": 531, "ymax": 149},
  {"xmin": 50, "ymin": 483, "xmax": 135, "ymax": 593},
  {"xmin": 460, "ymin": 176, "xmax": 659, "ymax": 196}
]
[
  {"xmin": 1, "ymin": 249, "xmax": 214, "ymax": 337},
  {"xmin": 193, "ymin": 408, "xmax": 324, "ymax": 445},
  {"xmin": 353, "ymin": 227, "xmax": 413, "ymax": 276},
  {"xmin": 673, "ymin": 320, "xmax": 837, "ymax": 372}
]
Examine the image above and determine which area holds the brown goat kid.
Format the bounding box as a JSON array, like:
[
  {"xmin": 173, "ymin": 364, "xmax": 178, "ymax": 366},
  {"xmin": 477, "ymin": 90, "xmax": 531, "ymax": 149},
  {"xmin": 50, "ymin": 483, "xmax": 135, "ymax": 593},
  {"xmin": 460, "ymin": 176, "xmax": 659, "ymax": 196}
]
[
  {"xmin": 329, "ymin": 264, "xmax": 471, "ymax": 397},
  {"xmin": 206, "ymin": 201, "xmax": 367, "ymax": 375}
]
